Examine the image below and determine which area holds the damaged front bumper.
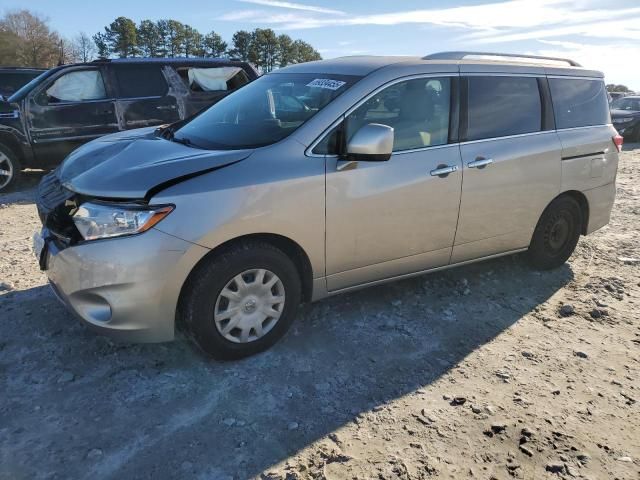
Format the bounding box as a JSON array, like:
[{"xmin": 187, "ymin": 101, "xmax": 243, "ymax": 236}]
[
  {"xmin": 34, "ymin": 226, "xmax": 207, "ymax": 343},
  {"xmin": 34, "ymin": 170, "xmax": 208, "ymax": 343}
]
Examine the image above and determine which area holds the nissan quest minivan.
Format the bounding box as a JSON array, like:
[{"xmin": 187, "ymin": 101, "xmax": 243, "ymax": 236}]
[{"xmin": 34, "ymin": 52, "xmax": 621, "ymax": 359}]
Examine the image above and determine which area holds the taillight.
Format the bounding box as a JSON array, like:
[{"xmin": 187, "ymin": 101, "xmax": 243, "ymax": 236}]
[{"xmin": 613, "ymin": 134, "xmax": 623, "ymax": 153}]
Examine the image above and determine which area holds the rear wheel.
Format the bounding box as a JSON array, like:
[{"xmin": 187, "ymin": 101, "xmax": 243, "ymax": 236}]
[
  {"xmin": 0, "ymin": 144, "xmax": 21, "ymax": 192},
  {"xmin": 179, "ymin": 241, "xmax": 302, "ymax": 360},
  {"xmin": 526, "ymin": 196, "xmax": 583, "ymax": 270}
]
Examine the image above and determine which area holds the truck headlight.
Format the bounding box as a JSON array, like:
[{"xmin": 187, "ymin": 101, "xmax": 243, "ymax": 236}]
[
  {"xmin": 72, "ymin": 202, "xmax": 174, "ymax": 240},
  {"xmin": 614, "ymin": 117, "xmax": 634, "ymax": 124}
]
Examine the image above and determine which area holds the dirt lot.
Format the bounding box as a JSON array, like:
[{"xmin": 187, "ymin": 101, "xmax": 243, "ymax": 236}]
[{"xmin": 0, "ymin": 146, "xmax": 638, "ymax": 480}]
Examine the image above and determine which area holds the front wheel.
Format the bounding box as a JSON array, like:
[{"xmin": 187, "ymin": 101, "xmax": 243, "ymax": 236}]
[
  {"xmin": 0, "ymin": 144, "xmax": 21, "ymax": 192},
  {"xmin": 179, "ymin": 241, "xmax": 302, "ymax": 360},
  {"xmin": 526, "ymin": 196, "xmax": 583, "ymax": 270}
]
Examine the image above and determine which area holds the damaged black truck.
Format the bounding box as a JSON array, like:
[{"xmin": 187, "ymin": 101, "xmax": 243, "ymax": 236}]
[{"xmin": 0, "ymin": 57, "xmax": 259, "ymax": 192}]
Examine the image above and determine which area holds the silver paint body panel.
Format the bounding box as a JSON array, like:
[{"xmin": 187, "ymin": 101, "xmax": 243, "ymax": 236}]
[{"xmin": 42, "ymin": 56, "xmax": 619, "ymax": 342}]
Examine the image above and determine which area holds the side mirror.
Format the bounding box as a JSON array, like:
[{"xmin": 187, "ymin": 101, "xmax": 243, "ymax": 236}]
[{"xmin": 346, "ymin": 123, "xmax": 394, "ymax": 161}]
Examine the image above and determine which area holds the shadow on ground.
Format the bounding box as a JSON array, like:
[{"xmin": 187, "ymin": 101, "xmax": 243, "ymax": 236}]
[{"xmin": 0, "ymin": 254, "xmax": 573, "ymax": 479}]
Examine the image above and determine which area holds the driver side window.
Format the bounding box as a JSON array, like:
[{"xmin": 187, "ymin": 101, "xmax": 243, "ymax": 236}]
[
  {"xmin": 41, "ymin": 69, "xmax": 107, "ymax": 105},
  {"xmin": 347, "ymin": 77, "xmax": 451, "ymax": 152}
]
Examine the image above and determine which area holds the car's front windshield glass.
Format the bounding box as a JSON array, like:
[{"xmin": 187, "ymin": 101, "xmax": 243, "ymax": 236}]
[
  {"xmin": 7, "ymin": 69, "xmax": 55, "ymax": 102},
  {"xmin": 174, "ymin": 73, "xmax": 361, "ymax": 150},
  {"xmin": 611, "ymin": 97, "xmax": 640, "ymax": 111}
]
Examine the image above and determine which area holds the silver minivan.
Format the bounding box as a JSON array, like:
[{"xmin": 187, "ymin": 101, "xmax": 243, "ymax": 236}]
[{"xmin": 34, "ymin": 52, "xmax": 621, "ymax": 359}]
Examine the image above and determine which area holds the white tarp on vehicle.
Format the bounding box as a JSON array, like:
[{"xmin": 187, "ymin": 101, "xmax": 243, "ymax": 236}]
[
  {"xmin": 188, "ymin": 67, "xmax": 243, "ymax": 92},
  {"xmin": 46, "ymin": 70, "xmax": 106, "ymax": 102}
]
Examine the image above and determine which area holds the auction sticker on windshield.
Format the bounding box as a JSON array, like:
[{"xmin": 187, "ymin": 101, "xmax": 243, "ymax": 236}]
[{"xmin": 306, "ymin": 79, "xmax": 347, "ymax": 90}]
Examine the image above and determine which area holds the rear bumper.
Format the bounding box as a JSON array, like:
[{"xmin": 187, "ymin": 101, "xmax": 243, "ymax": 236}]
[
  {"xmin": 584, "ymin": 181, "xmax": 616, "ymax": 235},
  {"xmin": 38, "ymin": 227, "xmax": 208, "ymax": 342}
]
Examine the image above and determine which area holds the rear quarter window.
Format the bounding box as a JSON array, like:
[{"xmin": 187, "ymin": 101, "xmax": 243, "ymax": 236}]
[
  {"xmin": 465, "ymin": 76, "xmax": 542, "ymax": 141},
  {"xmin": 549, "ymin": 78, "xmax": 610, "ymax": 129},
  {"xmin": 175, "ymin": 66, "xmax": 250, "ymax": 93}
]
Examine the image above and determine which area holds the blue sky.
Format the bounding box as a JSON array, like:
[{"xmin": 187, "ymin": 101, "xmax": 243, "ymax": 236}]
[{"xmin": 3, "ymin": 0, "xmax": 639, "ymax": 88}]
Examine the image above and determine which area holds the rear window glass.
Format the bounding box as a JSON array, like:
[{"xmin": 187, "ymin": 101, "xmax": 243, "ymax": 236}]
[
  {"xmin": 114, "ymin": 65, "xmax": 167, "ymax": 98},
  {"xmin": 176, "ymin": 67, "xmax": 250, "ymax": 93},
  {"xmin": 466, "ymin": 76, "xmax": 542, "ymax": 141},
  {"xmin": 549, "ymin": 78, "xmax": 610, "ymax": 129}
]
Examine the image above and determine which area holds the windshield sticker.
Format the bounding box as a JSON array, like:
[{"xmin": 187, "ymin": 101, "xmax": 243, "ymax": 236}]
[{"xmin": 306, "ymin": 79, "xmax": 346, "ymax": 90}]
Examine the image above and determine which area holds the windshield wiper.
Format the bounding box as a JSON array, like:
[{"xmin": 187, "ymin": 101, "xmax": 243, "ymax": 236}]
[{"xmin": 172, "ymin": 135, "xmax": 192, "ymax": 146}]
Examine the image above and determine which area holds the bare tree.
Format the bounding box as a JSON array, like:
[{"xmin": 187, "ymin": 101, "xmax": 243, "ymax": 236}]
[
  {"xmin": 0, "ymin": 9, "xmax": 60, "ymax": 67},
  {"xmin": 70, "ymin": 32, "xmax": 96, "ymax": 63}
]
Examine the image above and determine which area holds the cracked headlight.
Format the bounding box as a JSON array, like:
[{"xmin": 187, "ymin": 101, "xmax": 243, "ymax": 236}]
[{"xmin": 72, "ymin": 202, "xmax": 174, "ymax": 241}]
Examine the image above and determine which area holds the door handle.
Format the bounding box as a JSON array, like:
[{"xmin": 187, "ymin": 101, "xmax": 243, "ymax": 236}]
[
  {"xmin": 467, "ymin": 158, "xmax": 493, "ymax": 168},
  {"xmin": 430, "ymin": 165, "xmax": 459, "ymax": 177}
]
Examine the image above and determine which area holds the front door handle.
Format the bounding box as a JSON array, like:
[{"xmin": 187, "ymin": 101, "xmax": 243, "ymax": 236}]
[
  {"xmin": 430, "ymin": 165, "xmax": 459, "ymax": 177},
  {"xmin": 468, "ymin": 158, "xmax": 494, "ymax": 168}
]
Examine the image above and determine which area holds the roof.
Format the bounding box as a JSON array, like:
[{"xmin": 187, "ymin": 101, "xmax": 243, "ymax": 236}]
[
  {"xmin": 274, "ymin": 52, "xmax": 603, "ymax": 78},
  {"xmin": 92, "ymin": 57, "xmax": 248, "ymax": 65},
  {"xmin": 275, "ymin": 56, "xmax": 421, "ymax": 76}
]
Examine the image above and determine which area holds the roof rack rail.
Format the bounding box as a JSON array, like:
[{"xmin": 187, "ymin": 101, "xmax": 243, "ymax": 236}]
[{"xmin": 423, "ymin": 51, "xmax": 582, "ymax": 67}]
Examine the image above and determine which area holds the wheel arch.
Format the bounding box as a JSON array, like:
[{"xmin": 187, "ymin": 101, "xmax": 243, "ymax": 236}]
[
  {"xmin": 179, "ymin": 233, "xmax": 315, "ymax": 309},
  {"xmin": 544, "ymin": 190, "xmax": 589, "ymax": 235},
  {"xmin": 0, "ymin": 133, "xmax": 23, "ymax": 162}
]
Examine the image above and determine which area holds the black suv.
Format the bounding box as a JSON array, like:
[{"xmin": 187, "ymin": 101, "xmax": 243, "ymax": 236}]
[
  {"xmin": 611, "ymin": 95, "xmax": 640, "ymax": 142},
  {"xmin": 0, "ymin": 67, "xmax": 47, "ymax": 100},
  {"xmin": 0, "ymin": 58, "xmax": 258, "ymax": 191}
]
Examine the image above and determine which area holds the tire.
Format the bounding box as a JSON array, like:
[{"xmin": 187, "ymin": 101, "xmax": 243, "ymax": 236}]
[
  {"xmin": 0, "ymin": 144, "xmax": 21, "ymax": 192},
  {"xmin": 179, "ymin": 241, "xmax": 302, "ymax": 360},
  {"xmin": 526, "ymin": 196, "xmax": 583, "ymax": 270}
]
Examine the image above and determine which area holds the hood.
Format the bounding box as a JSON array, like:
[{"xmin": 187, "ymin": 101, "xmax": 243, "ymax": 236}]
[
  {"xmin": 58, "ymin": 127, "xmax": 254, "ymax": 200},
  {"xmin": 611, "ymin": 109, "xmax": 640, "ymax": 117}
]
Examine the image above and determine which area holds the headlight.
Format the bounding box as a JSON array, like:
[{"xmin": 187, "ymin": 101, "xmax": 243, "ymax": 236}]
[
  {"xmin": 72, "ymin": 202, "xmax": 174, "ymax": 240},
  {"xmin": 614, "ymin": 117, "xmax": 634, "ymax": 124}
]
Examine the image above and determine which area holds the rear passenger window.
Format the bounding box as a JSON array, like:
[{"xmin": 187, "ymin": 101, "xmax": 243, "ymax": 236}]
[
  {"xmin": 549, "ymin": 78, "xmax": 610, "ymax": 129},
  {"xmin": 114, "ymin": 66, "xmax": 167, "ymax": 99},
  {"xmin": 465, "ymin": 76, "xmax": 541, "ymax": 141}
]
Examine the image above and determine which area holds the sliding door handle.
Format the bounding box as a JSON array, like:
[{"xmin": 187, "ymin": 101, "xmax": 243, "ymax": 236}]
[
  {"xmin": 468, "ymin": 158, "xmax": 493, "ymax": 168},
  {"xmin": 430, "ymin": 165, "xmax": 458, "ymax": 177}
]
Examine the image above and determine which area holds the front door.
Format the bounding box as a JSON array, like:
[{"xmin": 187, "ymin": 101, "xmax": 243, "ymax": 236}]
[
  {"xmin": 112, "ymin": 64, "xmax": 180, "ymax": 130},
  {"xmin": 28, "ymin": 66, "xmax": 119, "ymax": 166},
  {"xmin": 451, "ymin": 75, "xmax": 562, "ymax": 263},
  {"xmin": 324, "ymin": 76, "xmax": 462, "ymax": 291}
]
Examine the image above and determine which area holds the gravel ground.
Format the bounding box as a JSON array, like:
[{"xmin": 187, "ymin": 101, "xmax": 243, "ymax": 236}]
[{"xmin": 0, "ymin": 145, "xmax": 638, "ymax": 480}]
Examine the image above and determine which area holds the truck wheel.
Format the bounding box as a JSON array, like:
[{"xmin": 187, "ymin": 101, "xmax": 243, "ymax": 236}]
[
  {"xmin": 179, "ymin": 241, "xmax": 302, "ymax": 360},
  {"xmin": 526, "ymin": 196, "xmax": 583, "ymax": 270},
  {"xmin": 0, "ymin": 144, "xmax": 21, "ymax": 192}
]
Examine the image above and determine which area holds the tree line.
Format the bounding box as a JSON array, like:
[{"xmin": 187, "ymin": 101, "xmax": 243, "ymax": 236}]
[
  {"xmin": 94, "ymin": 17, "xmax": 321, "ymax": 72},
  {"xmin": 0, "ymin": 10, "xmax": 322, "ymax": 72}
]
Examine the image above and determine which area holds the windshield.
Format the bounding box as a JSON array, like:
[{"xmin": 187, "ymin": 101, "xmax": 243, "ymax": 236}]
[
  {"xmin": 7, "ymin": 69, "xmax": 56, "ymax": 102},
  {"xmin": 174, "ymin": 73, "xmax": 360, "ymax": 150},
  {"xmin": 0, "ymin": 71, "xmax": 43, "ymax": 97},
  {"xmin": 611, "ymin": 97, "xmax": 640, "ymax": 111}
]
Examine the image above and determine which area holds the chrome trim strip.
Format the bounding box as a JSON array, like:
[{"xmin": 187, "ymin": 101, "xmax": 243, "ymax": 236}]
[
  {"xmin": 546, "ymin": 75, "xmax": 606, "ymax": 81},
  {"xmin": 326, "ymin": 248, "xmax": 528, "ymax": 296},
  {"xmin": 462, "ymin": 72, "xmax": 544, "ymax": 78},
  {"xmin": 305, "ymin": 72, "xmax": 458, "ymax": 158},
  {"xmin": 556, "ymin": 124, "xmax": 613, "ymax": 132},
  {"xmin": 459, "ymin": 129, "xmax": 553, "ymax": 145}
]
